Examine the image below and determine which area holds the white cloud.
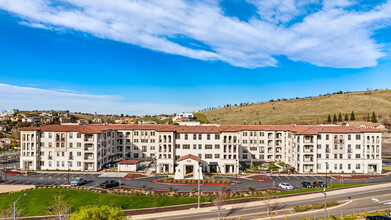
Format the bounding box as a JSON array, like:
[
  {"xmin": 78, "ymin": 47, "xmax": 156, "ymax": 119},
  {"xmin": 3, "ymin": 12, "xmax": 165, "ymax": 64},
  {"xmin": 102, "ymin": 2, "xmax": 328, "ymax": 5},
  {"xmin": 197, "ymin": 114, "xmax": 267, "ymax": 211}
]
[
  {"xmin": 0, "ymin": 83, "xmax": 198, "ymax": 115},
  {"xmin": 0, "ymin": 0, "xmax": 390, "ymax": 68}
]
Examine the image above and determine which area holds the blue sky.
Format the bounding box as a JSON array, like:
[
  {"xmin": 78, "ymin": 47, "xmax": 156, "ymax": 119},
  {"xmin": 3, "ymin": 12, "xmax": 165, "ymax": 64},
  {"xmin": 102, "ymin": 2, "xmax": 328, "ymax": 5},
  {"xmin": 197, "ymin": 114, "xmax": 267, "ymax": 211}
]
[{"xmin": 0, "ymin": 0, "xmax": 391, "ymax": 115}]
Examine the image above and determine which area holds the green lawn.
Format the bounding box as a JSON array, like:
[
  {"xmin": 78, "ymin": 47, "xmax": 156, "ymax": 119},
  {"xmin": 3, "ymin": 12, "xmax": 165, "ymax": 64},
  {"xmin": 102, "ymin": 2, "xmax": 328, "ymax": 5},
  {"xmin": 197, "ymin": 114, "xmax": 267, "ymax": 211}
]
[
  {"xmin": 0, "ymin": 188, "xmax": 212, "ymax": 217},
  {"xmin": 383, "ymin": 166, "xmax": 391, "ymax": 171}
]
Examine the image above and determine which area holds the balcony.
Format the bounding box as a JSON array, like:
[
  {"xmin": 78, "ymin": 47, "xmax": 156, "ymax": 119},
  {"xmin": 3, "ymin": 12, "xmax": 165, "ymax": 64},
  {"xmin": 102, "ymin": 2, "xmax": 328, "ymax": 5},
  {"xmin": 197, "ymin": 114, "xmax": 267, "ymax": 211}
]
[
  {"xmin": 334, "ymin": 139, "xmax": 344, "ymax": 144},
  {"xmin": 347, "ymin": 149, "xmax": 352, "ymax": 153},
  {"xmin": 304, "ymin": 148, "xmax": 314, "ymax": 153},
  {"xmin": 304, "ymin": 157, "xmax": 314, "ymax": 162},
  {"xmin": 84, "ymin": 155, "xmax": 94, "ymax": 160},
  {"xmin": 326, "ymin": 148, "xmax": 330, "ymax": 153},
  {"xmin": 69, "ymin": 156, "xmax": 73, "ymax": 160},
  {"xmin": 48, "ymin": 156, "xmax": 53, "ymax": 160}
]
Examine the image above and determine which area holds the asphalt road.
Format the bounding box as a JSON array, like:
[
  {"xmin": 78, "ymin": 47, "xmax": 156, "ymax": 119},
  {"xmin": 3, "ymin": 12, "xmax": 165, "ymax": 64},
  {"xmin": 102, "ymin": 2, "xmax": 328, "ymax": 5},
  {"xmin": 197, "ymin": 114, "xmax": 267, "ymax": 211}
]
[
  {"xmin": 2, "ymin": 171, "xmax": 391, "ymax": 192},
  {"xmin": 155, "ymin": 187, "xmax": 391, "ymax": 220}
]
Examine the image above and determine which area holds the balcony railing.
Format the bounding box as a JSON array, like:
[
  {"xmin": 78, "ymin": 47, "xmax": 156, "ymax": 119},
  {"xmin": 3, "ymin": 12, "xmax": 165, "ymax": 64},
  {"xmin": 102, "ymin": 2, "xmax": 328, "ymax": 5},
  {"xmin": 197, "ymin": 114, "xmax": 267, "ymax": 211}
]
[{"xmin": 69, "ymin": 156, "xmax": 73, "ymax": 160}]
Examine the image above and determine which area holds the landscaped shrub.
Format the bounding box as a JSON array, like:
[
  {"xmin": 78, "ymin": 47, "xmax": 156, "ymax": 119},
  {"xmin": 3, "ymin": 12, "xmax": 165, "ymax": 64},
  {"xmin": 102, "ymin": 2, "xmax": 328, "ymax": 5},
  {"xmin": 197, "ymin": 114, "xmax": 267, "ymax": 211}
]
[{"xmin": 294, "ymin": 205, "xmax": 311, "ymax": 212}]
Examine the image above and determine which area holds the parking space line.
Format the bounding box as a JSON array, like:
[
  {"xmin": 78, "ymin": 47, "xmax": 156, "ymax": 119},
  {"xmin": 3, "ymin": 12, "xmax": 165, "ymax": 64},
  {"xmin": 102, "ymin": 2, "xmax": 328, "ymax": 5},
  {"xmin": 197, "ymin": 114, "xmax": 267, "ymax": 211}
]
[
  {"xmin": 293, "ymin": 176, "xmax": 299, "ymax": 180},
  {"xmin": 303, "ymin": 176, "xmax": 308, "ymax": 180},
  {"xmin": 285, "ymin": 176, "xmax": 290, "ymax": 179}
]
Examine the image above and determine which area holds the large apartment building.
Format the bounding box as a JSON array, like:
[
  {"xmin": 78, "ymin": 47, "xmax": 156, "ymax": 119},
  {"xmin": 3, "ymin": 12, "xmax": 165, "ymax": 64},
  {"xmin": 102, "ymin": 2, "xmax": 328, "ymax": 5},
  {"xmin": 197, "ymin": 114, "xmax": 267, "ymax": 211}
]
[{"xmin": 19, "ymin": 124, "xmax": 382, "ymax": 174}]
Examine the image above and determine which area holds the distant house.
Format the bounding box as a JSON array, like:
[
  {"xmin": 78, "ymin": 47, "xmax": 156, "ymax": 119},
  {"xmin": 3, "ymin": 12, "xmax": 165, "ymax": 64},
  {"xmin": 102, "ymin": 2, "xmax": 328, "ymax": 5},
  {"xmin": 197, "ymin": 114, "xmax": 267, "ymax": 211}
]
[
  {"xmin": 16, "ymin": 122, "xmax": 34, "ymax": 127},
  {"xmin": 92, "ymin": 118, "xmax": 103, "ymax": 123},
  {"xmin": 22, "ymin": 117, "xmax": 39, "ymax": 123},
  {"xmin": 178, "ymin": 121, "xmax": 201, "ymax": 126},
  {"xmin": 172, "ymin": 112, "xmax": 194, "ymax": 122},
  {"xmin": 40, "ymin": 116, "xmax": 54, "ymax": 124},
  {"xmin": 58, "ymin": 111, "xmax": 70, "ymax": 117},
  {"xmin": 345, "ymin": 121, "xmax": 386, "ymax": 130},
  {"xmin": 77, "ymin": 119, "xmax": 89, "ymax": 124},
  {"xmin": 0, "ymin": 138, "xmax": 11, "ymax": 148},
  {"xmin": 10, "ymin": 116, "xmax": 22, "ymax": 122},
  {"xmin": 40, "ymin": 112, "xmax": 53, "ymax": 117},
  {"xmin": 1, "ymin": 109, "xmax": 18, "ymax": 117},
  {"xmin": 138, "ymin": 120, "xmax": 157, "ymax": 125},
  {"xmin": 0, "ymin": 124, "xmax": 8, "ymax": 132},
  {"xmin": 59, "ymin": 117, "xmax": 72, "ymax": 124},
  {"xmin": 157, "ymin": 114, "xmax": 170, "ymax": 121}
]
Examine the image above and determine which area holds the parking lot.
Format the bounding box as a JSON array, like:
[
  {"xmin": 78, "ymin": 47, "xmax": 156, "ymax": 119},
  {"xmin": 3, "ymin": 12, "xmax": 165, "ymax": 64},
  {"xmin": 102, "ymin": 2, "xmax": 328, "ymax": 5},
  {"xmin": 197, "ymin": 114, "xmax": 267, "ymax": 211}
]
[{"xmin": 269, "ymin": 175, "xmax": 329, "ymax": 189}]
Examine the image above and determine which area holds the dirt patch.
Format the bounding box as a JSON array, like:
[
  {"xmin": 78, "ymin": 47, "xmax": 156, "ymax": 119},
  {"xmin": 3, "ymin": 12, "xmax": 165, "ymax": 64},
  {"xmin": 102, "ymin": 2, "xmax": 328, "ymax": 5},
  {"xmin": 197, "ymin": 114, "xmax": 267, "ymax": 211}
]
[
  {"xmin": 0, "ymin": 185, "xmax": 35, "ymax": 194},
  {"xmin": 248, "ymin": 174, "xmax": 272, "ymax": 181},
  {"xmin": 124, "ymin": 173, "xmax": 147, "ymax": 179}
]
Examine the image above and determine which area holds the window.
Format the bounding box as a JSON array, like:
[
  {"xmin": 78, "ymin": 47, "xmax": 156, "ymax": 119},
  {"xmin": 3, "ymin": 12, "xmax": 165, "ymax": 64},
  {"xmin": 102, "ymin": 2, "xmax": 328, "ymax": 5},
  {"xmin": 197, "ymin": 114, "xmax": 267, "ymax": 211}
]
[
  {"xmin": 260, "ymin": 132, "xmax": 264, "ymax": 136},
  {"xmin": 134, "ymin": 131, "xmax": 139, "ymax": 135},
  {"xmin": 334, "ymin": 145, "xmax": 338, "ymax": 150},
  {"xmin": 207, "ymin": 134, "xmax": 210, "ymax": 140},
  {"xmin": 77, "ymin": 162, "xmax": 81, "ymax": 167},
  {"xmin": 242, "ymin": 154, "xmax": 248, "ymax": 159},
  {"xmin": 40, "ymin": 142, "xmax": 45, "ymax": 147},
  {"xmin": 250, "ymin": 132, "xmax": 253, "ymax": 136},
  {"xmin": 356, "ymin": 144, "xmax": 361, "ymax": 150},
  {"xmin": 77, "ymin": 152, "xmax": 81, "ymax": 156},
  {"xmin": 339, "ymin": 154, "xmax": 342, "ymax": 159},
  {"xmin": 198, "ymin": 134, "xmax": 202, "ymax": 140},
  {"xmin": 348, "ymin": 154, "xmax": 351, "ymax": 159},
  {"xmin": 355, "ymin": 154, "xmax": 360, "ymax": 159},
  {"xmin": 198, "ymin": 154, "xmax": 202, "ymax": 159},
  {"xmin": 243, "ymin": 140, "xmax": 248, "ymax": 144},
  {"xmin": 49, "ymin": 132, "xmax": 53, "ymax": 138},
  {"xmin": 317, "ymin": 154, "xmax": 321, "ymax": 158},
  {"xmin": 175, "ymin": 144, "xmax": 180, "ymax": 149},
  {"xmin": 215, "ymin": 154, "xmax": 220, "ymax": 158},
  {"xmin": 340, "ymin": 164, "xmax": 342, "ymax": 169},
  {"xmin": 62, "ymin": 152, "xmax": 65, "ymax": 156},
  {"xmin": 348, "ymin": 134, "xmax": 351, "ymax": 140},
  {"xmin": 183, "ymin": 144, "xmax": 190, "ymax": 149},
  {"xmin": 193, "ymin": 134, "xmax": 196, "ymax": 140},
  {"xmin": 62, "ymin": 161, "xmax": 65, "ymax": 167},
  {"xmin": 151, "ymin": 131, "xmax": 155, "ymax": 136},
  {"xmin": 69, "ymin": 143, "xmax": 73, "ymax": 148},
  {"xmin": 57, "ymin": 161, "xmax": 60, "ymax": 167},
  {"xmin": 198, "ymin": 144, "xmax": 202, "ymax": 149},
  {"xmin": 317, "ymin": 164, "xmax": 321, "ymax": 169},
  {"xmin": 205, "ymin": 154, "xmax": 212, "ymax": 159},
  {"xmin": 142, "ymin": 146, "xmax": 147, "ymax": 152},
  {"xmin": 205, "ymin": 145, "xmax": 212, "ymax": 149},
  {"xmin": 214, "ymin": 144, "xmax": 220, "ymax": 149},
  {"xmin": 334, "ymin": 154, "xmax": 337, "ymax": 159},
  {"xmin": 326, "ymin": 134, "xmax": 329, "ymax": 140},
  {"xmin": 348, "ymin": 164, "xmax": 351, "ymax": 170},
  {"xmin": 250, "ymin": 147, "xmax": 257, "ymax": 151},
  {"xmin": 40, "ymin": 133, "xmax": 45, "ymax": 138},
  {"xmin": 356, "ymin": 164, "xmax": 360, "ymax": 169},
  {"xmin": 49, "ymin": 142, "xmax": 52, "ymax": 147},
  {"xmin": 70, "ymin": 133, "xmax": 73, "ymax": 139},
  {"xmin": 317, "ymin": 144, "xmax": 321, "ymax": 149},
  {"xmin": 56, "ymin": 152, "xmax": 60, "ymax": 156},
  {"xmin": 77, "ymin": 143, "xmax": 81, "ymax": 147},
  {"xmin": 215, "ymin": 134, "xmax": 220, "ymax": 140},
  {"xmin": 77, "ymin": 133, "xmax": 81, "ymax": 138},
  {"xmin": 49, "ymin": 161, "xmax": 52, "ymax": 167},
  {"xmin": 334, "ymin": 164, "xmax": 337, "ymax": 169},
  {"xmin": 356, "ymin": 134, "xmax": 361, "ymax": 140},
  {"xmin": 134, "ymin": 153, "xmax": 139, "ymax": 158},
  {"xmin": 193, "ymin": 144, "xmax": 197, "ymax": 149},
  {"xmin": 184, "ymin": 134, "xmax": 188, "ymax": 140},
  {"xmin": 150, "ymin": 146, "xmax": 155, "ymax": 150},
  {"xmin": 243, "ymin": 132, "xmax": 247, "ymax": 136}
]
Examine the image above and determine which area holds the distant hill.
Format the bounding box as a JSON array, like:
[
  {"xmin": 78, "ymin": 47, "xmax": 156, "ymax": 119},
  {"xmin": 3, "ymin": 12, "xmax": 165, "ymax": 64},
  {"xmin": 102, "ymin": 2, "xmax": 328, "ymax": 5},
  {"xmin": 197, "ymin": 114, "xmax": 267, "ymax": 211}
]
[{"xmin": 196, "ymin": 89, "xmax": 391, "ymax": 125}]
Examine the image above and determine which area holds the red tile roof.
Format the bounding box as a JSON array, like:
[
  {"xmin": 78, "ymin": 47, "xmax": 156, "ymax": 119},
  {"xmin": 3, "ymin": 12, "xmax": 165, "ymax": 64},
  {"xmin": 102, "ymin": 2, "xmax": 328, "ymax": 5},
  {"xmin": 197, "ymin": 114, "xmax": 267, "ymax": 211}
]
[
  {"xmin": 118, "ymin": 160, "xmax": 140, "ymax": 165},
  {"xmin": 19, "ymin": 124, "xmax": 381, "ymax": 134},
  {"xmin": 177, "ymin": 154, "xmax": 201, "ymax": 162}
]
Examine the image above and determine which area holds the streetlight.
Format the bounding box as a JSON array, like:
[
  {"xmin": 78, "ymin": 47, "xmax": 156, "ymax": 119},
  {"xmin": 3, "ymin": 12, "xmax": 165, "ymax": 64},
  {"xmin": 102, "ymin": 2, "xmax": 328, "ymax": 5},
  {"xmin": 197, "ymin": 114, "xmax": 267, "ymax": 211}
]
[
  {"xmin": 67, "ymin": 161, "xmax": 70, "ymax": 185},
  {"xmin": 325, "ymin": 162, "xmax": 328, "ymax": 187},
  {"xmin": 198, "ymin": 165, "xmax": 201, "ymax": 209},
  {"xmin": 319, "ymin": 191, "xmax": 327, "ymax": 220},
  {"xmin": 235, "ymin": 159, "xmax": 238, "ymax": 182},
  {"xmin": 14, "ymin": 193, "xmax": 27, "ymax": 220}
]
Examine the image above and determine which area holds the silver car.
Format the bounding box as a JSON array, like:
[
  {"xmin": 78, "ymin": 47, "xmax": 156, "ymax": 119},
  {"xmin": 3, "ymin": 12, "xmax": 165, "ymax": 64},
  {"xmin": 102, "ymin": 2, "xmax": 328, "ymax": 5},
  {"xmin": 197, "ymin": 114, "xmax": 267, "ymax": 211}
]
[
  {"xmin": 71, "ymin": 177, "xmax": 87, "ymax": 186},
  {"xmin": 278, "ymin": 182, "xmax": 294, "ymax": 190}
]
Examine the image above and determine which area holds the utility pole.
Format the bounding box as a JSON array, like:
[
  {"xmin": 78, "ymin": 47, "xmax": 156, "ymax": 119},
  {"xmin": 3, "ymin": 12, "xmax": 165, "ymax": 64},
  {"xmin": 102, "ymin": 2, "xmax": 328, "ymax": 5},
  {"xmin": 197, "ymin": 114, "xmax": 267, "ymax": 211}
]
[{"xmin": 320, "ymin": 191, "xmax": 327, "ymax": 220}]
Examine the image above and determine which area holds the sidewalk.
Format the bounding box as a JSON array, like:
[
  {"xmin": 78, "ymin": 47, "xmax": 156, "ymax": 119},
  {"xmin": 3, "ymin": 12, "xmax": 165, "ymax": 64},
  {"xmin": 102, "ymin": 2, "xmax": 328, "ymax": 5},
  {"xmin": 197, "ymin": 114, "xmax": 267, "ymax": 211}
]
[{"xmin": 131, "ymin": 182, "xmax": 391, "ymax": 220}]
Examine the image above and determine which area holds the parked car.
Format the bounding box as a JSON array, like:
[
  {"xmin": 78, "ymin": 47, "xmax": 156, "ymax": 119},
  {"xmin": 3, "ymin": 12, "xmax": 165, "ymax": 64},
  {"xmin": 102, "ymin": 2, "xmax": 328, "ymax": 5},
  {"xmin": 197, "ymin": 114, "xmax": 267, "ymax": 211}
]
[
  {"xmin": 313, "ymin": 181, "xmax": 327, "ymax": 188},
  {"xmin": 366, "ymin": 215, "xmax": 391, "ymax": 220},
  {"xmin": 71, "ymin": 177, "xmax": 87, "ymax": 186},
  {"xmin": 278, "ymin": 182, "xmax": 294, "ymax": 190},
  {"xmin": 301, "ymin": 181, "xmax": 315, "ymax": 188},
  {"xmin": 100, "ymin": 180, "xmax": 119, "ymax": 189}
]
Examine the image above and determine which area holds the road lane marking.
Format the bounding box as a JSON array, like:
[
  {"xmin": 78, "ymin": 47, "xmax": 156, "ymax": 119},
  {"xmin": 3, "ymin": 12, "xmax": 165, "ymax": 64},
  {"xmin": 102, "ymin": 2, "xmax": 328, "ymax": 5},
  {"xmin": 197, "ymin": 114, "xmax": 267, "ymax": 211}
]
[{"xmin": 372, "ymin": 198, "xmax": 379, "ymax": 202}]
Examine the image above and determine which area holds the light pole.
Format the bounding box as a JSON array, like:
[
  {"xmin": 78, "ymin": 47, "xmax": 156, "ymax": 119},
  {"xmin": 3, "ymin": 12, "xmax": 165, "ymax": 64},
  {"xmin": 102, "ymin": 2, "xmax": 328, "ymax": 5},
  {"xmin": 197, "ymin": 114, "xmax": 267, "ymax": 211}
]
[
  {"xmin": 198, "ymin": 165, "xmax": 201, "ymax": 209},
  {"xmin": 14, "ymin": 193, "xmax": 27, "ymax": 220},
  {"xmin": 235, "ymin": 159, "xmax": 238, "ymax": 182},
  {"xmin": 320, "ymin": 191, "xmax": 327, "ymax": 220},
  {"xmin": 67, "ymin": 161, "xmax": 70, "ymax": 185},
  {"xmin": 325, "ymin": 162, "xmax": 328, "ymax": 187}
]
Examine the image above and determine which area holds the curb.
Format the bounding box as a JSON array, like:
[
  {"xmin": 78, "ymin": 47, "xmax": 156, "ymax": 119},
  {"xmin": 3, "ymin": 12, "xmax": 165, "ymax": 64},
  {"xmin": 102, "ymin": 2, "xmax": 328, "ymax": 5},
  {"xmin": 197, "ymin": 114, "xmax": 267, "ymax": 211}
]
[
  {"xmin": 251, "ymin": 179, "xmax": 272, "ymax": 181},
  {"xmin": 334, "ymin": 175, "xmax": 386, "ymax": 180},
  {"xmin": 0, "ymin": 170, "xmax": 24, "ymax": 176},
  {"xmin": 151, "ymin": 180, "xmax": 241, "ymax": 186}
]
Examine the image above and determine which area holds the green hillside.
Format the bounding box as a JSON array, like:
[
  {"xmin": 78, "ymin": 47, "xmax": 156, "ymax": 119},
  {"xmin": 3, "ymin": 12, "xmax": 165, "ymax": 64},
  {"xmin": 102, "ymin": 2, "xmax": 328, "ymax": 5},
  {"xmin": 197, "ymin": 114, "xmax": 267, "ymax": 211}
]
[{"xmin": 198, "ymin": 89, "xmax": 391, "ymax": 125}]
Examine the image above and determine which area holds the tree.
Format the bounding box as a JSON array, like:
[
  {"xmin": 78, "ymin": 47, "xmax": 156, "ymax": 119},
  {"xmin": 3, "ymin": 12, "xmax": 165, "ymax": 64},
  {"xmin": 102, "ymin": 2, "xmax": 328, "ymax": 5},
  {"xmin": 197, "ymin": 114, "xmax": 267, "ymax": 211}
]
[
  {"xmin": 261, "ymin": 193, "xmax": 280, "ymax": 216},
  {"xmin": 372, "ymin": 111, "xmax": 378, "ymax": 123},
  {"xmin": 338, "ymin": 113, "xmax": 342, "ymax": 122},
  {"xmin": 214, "ymin": 186, "xmax": 227, "ymax": 220},
  {"xmin": 327, "ymin": 114, "xmax": 332, "ymax": 123},
  {"xmin": 367, "ymin": 113, "xmax": 370, "ymax": 122},
  {"xmin": 351, "ymin": 111, "xmax": 356, "ymax": 121},
  {"xmin": 259, "ymin": 121, "xmax": 262, "ymax": 125},
  {"xmin": 47, "ymin": 194, "xmax": 72, "ymax": 220},
  {"xmin": 333, "ymin": 114, "xmax": 337, "ymax": 122},
  {"xmin": 344, "ymin": 113, "xmax": 349, "ymax": 121},
  {"xmin": 120, "ymin": 113, "xmax": 124, "ymax": 117},
  {"xmin": 69, "ymin": 205, "xmax": 125, "ymax": 220}
]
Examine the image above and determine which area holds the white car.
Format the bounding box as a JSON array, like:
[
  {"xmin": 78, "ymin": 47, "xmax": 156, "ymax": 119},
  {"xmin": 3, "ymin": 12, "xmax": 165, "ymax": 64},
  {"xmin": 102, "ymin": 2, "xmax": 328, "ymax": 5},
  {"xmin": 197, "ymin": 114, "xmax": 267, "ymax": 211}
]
[
  {"xmin": 71, "ymin": 177, "xmax": 87, "ymax": 186},
  {"xmin": 278, "ymin": 182, "xmax": 294, "ymax": 190}
]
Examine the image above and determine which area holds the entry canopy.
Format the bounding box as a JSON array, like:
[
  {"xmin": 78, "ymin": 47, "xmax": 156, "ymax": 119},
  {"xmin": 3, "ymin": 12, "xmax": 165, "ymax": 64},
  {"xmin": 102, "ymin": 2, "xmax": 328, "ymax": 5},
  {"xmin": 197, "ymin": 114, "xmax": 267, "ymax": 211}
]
[
  {"xmin": 177, "ymin": 154, "xmax": 201, "ymax": 162},
  {"xmin": 209, "ymin": 162, "xmax": 218, "ymax": 166}
]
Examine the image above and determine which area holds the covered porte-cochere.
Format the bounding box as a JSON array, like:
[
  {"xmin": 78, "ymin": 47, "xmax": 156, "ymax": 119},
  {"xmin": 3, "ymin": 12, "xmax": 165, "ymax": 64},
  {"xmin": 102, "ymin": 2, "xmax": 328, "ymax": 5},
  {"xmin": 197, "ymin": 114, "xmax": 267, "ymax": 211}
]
[{"xmin": 174, "ymin": 154, "xmax": 203, "ymax": 180}]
